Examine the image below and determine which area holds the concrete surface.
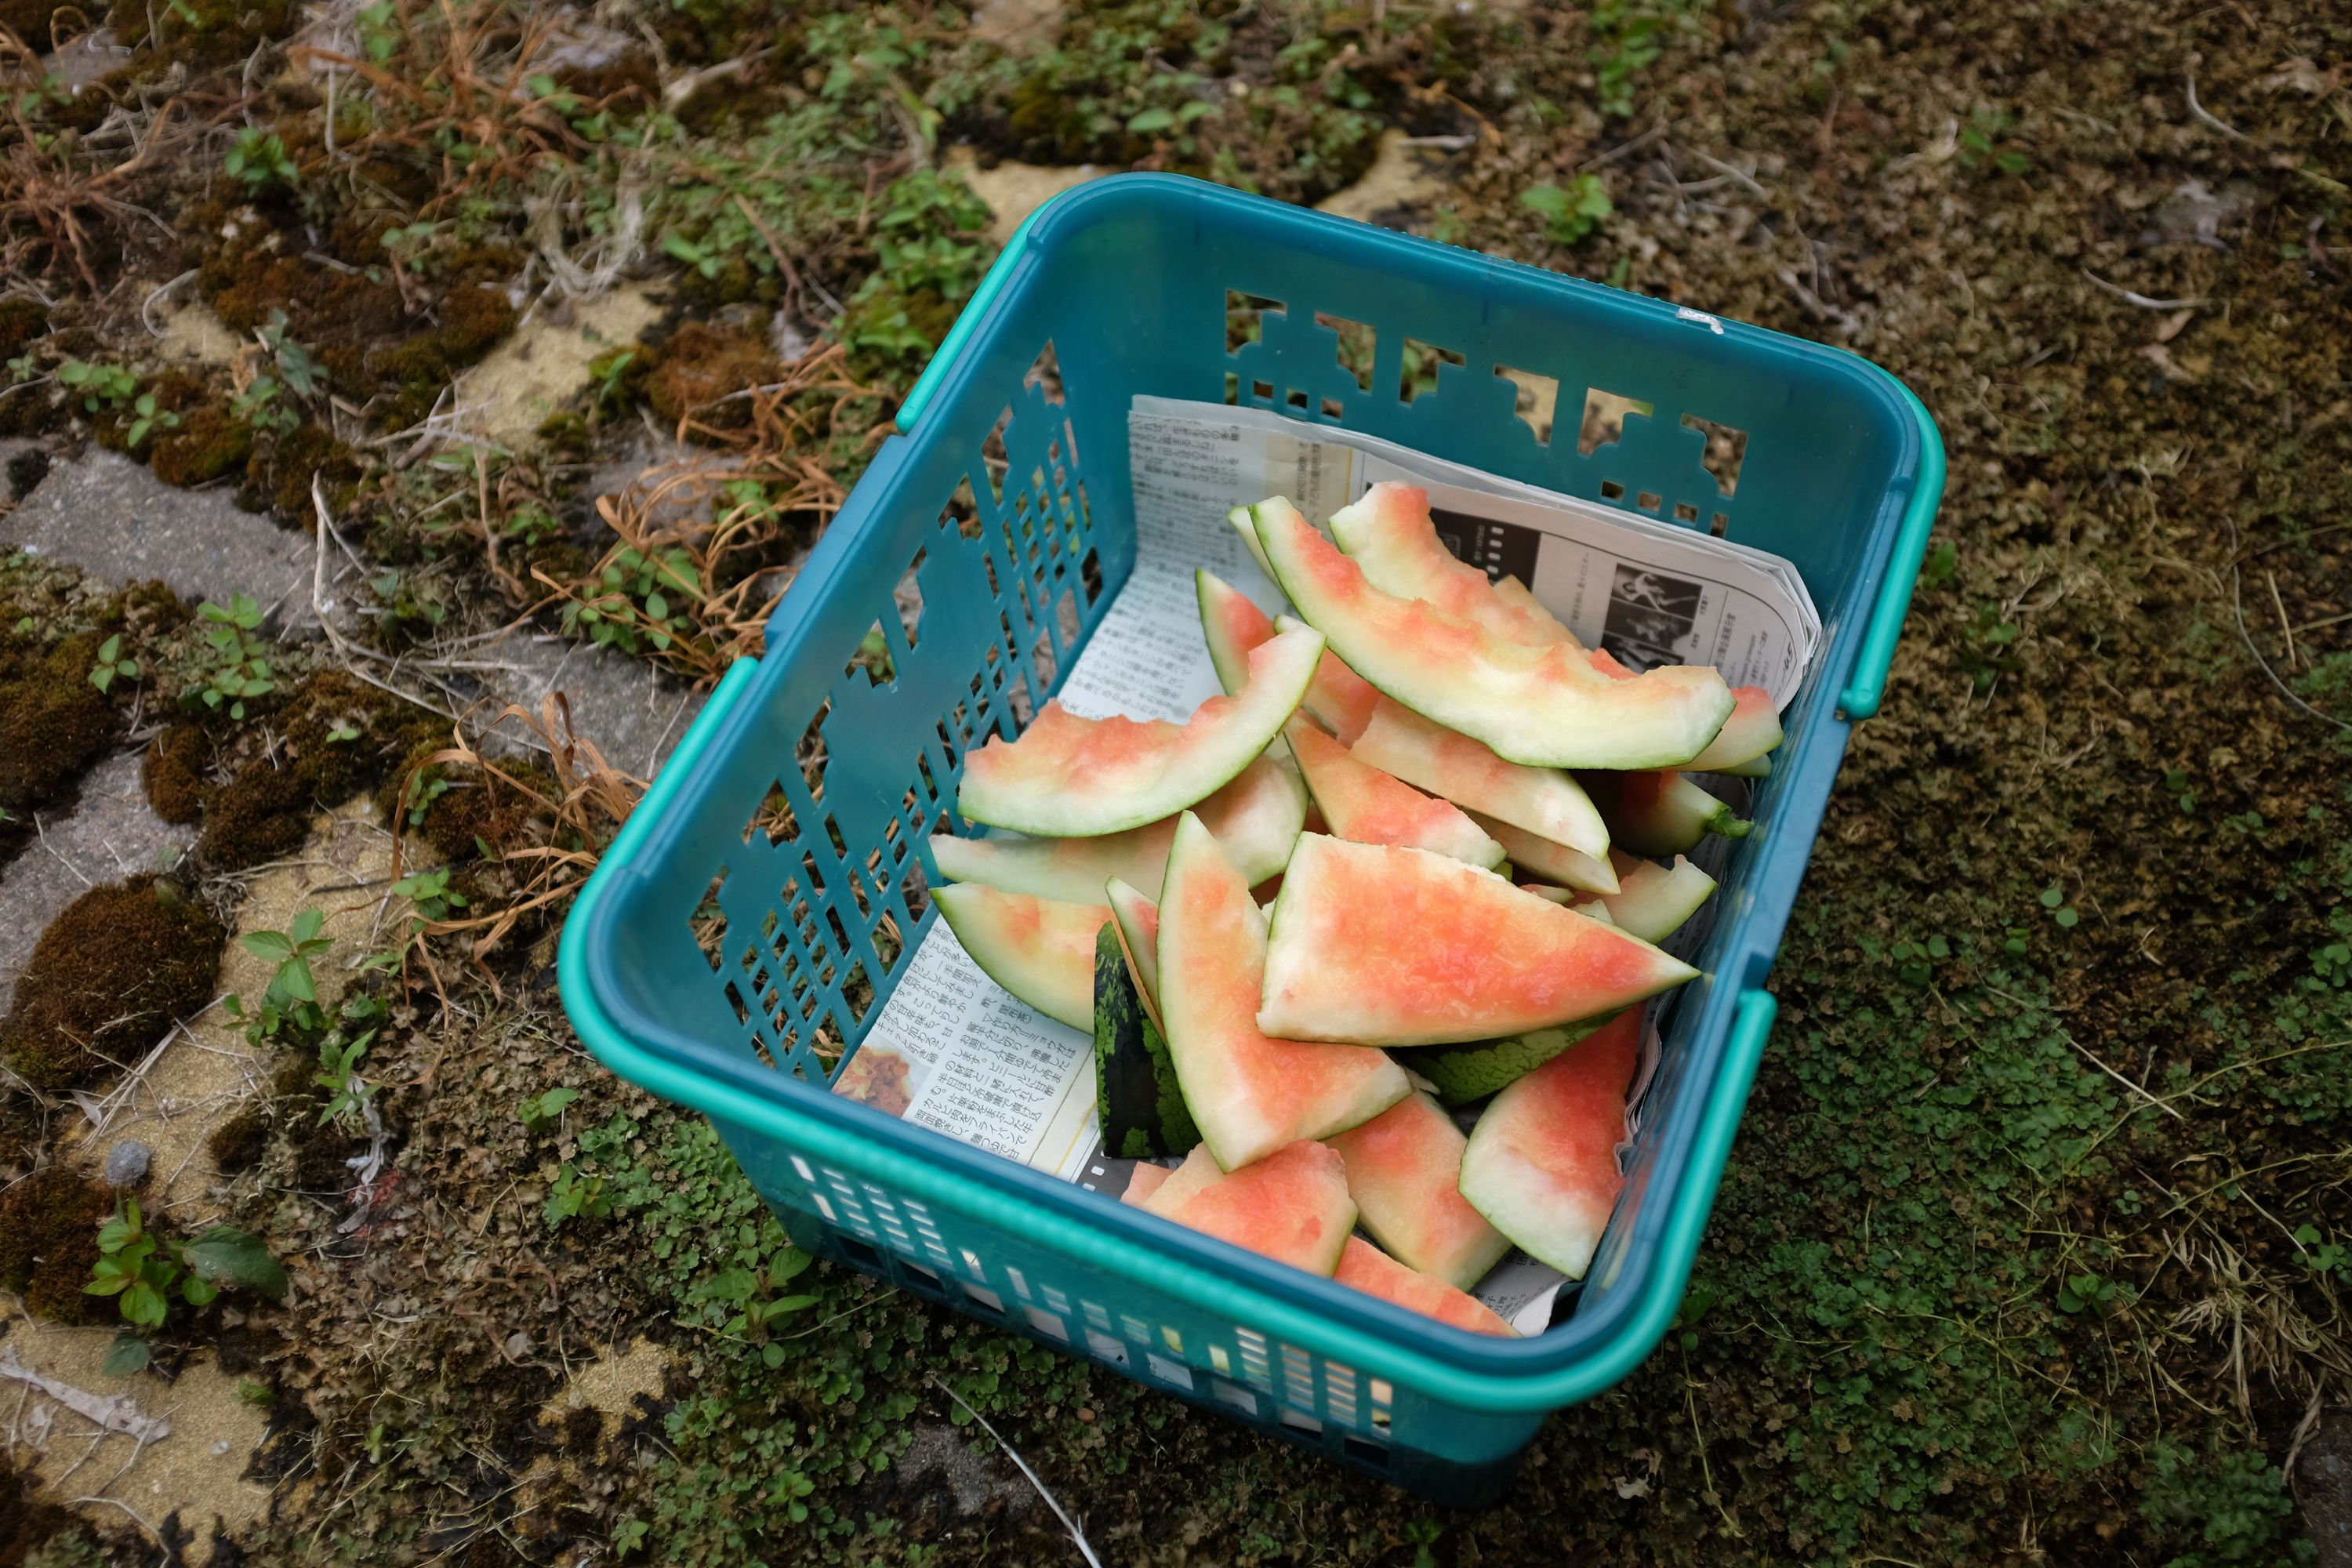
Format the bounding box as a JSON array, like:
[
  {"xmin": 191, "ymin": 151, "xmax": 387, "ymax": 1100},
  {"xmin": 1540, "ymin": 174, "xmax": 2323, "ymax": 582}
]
[{"xmin": 0, "ymin": 748, "xmax": 195, "ymax": 1018}]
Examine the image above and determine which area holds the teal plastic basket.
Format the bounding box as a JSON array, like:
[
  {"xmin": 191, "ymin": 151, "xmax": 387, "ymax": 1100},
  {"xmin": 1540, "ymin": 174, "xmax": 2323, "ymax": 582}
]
[{"xmin": 558, "ymin": 174, "xmax": 1943, "ymax": 1503}]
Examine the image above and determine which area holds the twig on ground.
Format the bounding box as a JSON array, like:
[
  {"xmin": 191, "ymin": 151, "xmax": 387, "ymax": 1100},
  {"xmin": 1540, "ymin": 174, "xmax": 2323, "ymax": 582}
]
[
  {"xmin": 0, "ymin": 1345, "xmax": 172, "ymax": 1442},
  {"xmin": 2081, "ymin": 270, "xmax": 2206, "ymax": 310},
  {"xmin": 928, "ymin": 1377, "xmax": 1104, "ymax": 1568},
  {"xmin": 2224, "ymin": 518, "xmax": 2352, "ymax": 731},
  {"xmin": 2184, "ymin": 73, "xmax": 2252, "ymax": 143}
]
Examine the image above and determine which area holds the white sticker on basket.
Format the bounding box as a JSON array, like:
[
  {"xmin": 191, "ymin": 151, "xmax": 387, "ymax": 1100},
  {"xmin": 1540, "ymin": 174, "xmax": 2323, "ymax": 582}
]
[{"xmin": 840, "ymin": 399, "xmax": 1825, "ymax": 1342}]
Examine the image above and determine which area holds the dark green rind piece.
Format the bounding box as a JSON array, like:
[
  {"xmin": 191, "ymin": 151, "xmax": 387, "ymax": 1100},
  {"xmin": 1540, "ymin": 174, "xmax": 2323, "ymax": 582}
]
[
  {"xmin": 1092, "ymin": 925, "xmax": 1199, "ymax": 1158},
  {"xmin": 1399, "ymin": 1012, "xmax": 1619, "ymax": 1106}
]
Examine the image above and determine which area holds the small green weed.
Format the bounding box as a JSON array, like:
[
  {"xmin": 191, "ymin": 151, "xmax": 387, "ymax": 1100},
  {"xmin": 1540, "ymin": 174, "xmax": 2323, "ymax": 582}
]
[
  {"xmin": 85, "ymin": 633, "xmax": 137, "ymax": 693},
  {"xmin": 224, "ymin": 128, "xmax": 299, "ymax": 194},
  {"xmin": 561, "ymin": 546, "xmax": 702, "ymax": 656},
  {"xmin": 1519, "ymin": 176, "xmax": 1613, "ymax": 246},
  {"xmin": 122, "ymin": 391, "xmax": 178, "ymax": 448},
  {"xmin": 1958, "ymin": 107, "xmax": 2032, "ymax": 175},
  {"xmin": 226, "ymin": 907, "xmax": 332, "ymax": 1043},
  {"xmin": 191, "ymin": 593, "xmax": 275, "ymax": 719},
  {"xmin": 85, "ymin": 1196, "xmax": 285, "ymax": 1370},
  {"xmin": 517, "ymin": 1086, "xmax": 579, "ymax": 1132},
  {"xmin": 56, "ymin": 359, "xmax": 136, "ymax": 412}
]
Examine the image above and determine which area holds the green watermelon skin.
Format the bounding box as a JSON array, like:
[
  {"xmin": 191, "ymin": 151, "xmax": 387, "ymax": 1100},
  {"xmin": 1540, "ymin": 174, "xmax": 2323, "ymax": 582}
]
[
  {"xmin": 1092, "ymin": 924, "xmax": 1199, "ymax": 1159},
  {"xmin": 1399, "ymin": 1014, "xmax": 1617, "ymax": 1106},
  {"xmin": 1580, "ymin": 769, "xmax": 1752, "ymax": 857}
]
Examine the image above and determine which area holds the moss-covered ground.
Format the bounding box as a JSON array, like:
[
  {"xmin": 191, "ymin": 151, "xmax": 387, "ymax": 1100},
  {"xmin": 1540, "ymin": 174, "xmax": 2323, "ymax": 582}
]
[{"xmin": 0, "ymin": 0, "xmax": 2345, "ymax": 1563}]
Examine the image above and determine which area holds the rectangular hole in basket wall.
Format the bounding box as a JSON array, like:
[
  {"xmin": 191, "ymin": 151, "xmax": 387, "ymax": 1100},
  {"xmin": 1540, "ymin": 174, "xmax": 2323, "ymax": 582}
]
[
  {"xmin": 1080, "ymin": 547, "xmax": 1104, "ymax": 606},
  {"xmin": 1579, "ymin": 387, "xmax": 1655, "ymax": 455},
  {"xmin": 1315, "ymin": 311, "xmax": 1376, "ymax": 391},
  {"xmin": 1342, "ymin": 1436, "xmax": 1389, "ymax": 1468},
  {"xmin": 1496, "ymin": 365, "xmax": 1560, "ymax": 445},
  {"xmin": 797, "ymin": 703, "xmax": 831, "ymax": 805},
  {"xmin": 1635, "ymin": 490, "xmax": 1662, "ymax": 513},
  {"xmin": 1226, "ymin": 289, "xmax": 1283, "ymax": 351},
  {"xmin": 1250, "ymin": 378, "xmax": 1274, "ymax": 403},
  {"xmin": 1399, "ymin": 339, "xmax": 1465, "ymax": 405},
  {"xmin": 1320, "ymin": 397, "xmax": 1344, "ymax": 421},
  {"xmin": 1278, "ymin": 1407, "xmax": 1323, "ymax": 1436},
  {"xmin": 1023, "ymin": 1307, "xmax": 1069, "ymax": 1341},
  {"xmin": 846, "ymin": 619, "xmax": 895, "ymax": 687},
  {"xmin": 1711, "ymin": 511, "xmax": 1730, "ymax": 538},
  {"xmin": 840, "ymin": 961, "xmax": 873, "ymax": 1022},
  {"xmin": 1680, "ymin": 413, "xmax": 1749, "ymax": 495},
  {"xmin": 721, "ymin": 978, "xmax": 751, "ymax": 1026},
  {"xmin": 1286, "ymin": 387, "xmax": 1308, "ymax": 413},
  {"xmin": 1674, "ymin": 502, "xmax": 1699, "ymax": 524},
  {"xmin": 744, "ymin": 782, "xmax": 797, "ymax": 847},
  {"xmin": 1029, "ymin": 630, "xmax": 1057, "ymax": 697},
  {"xmin": 691, "ymin": 877, "xmax": 728, "ymax": 971},
  {"xmin": 896, "ymin": 549, "xmax": 925, "ymax": 645},
  {"xmin": 1223, "ymin": 371, "xmax": 1240, "ymax": 405},
  {"xmin": 937, "ymin": 474, "xmax": 981, "ymax": 539},
  {"xmin": 901, "ymin": 1261, "xmax": 942, "ymax": 1295},
  {"xmin": 962, "ymin": 1283, "xmax": 1004, "ymax": 1316},
  {"xmin": 837, "ymin": 1235, "xmax": 884, "ymax": 1270},
  {"xmin": 1024, "ymin": 340, "xmax": 1065, "ymax": 405},
  {"xmin": 1600, "ymin": 479, "xmax": 1626, "ymax": 500},
  {"xmin": 979, "ymin": 407, "xmax": 1013, "ymax": 507}
]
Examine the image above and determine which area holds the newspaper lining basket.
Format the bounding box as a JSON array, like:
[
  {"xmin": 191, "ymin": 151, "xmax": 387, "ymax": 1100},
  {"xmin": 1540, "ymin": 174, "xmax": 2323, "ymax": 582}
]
[{"xmin": 559, "ymin": 174, "xmax": 1944, "ymax": 1503}]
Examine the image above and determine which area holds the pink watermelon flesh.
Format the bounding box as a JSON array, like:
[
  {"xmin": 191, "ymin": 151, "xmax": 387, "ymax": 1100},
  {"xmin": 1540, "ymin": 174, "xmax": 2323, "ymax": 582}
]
[
  {"xmin": 1137, "ymin": 1142, "xmax": 1221, "ymax": 1216},
  {"xmin": 1152, "ymin": 1140, "xmax": 1358, "ymax": 1276},
  {"xmin": 1286, "ymin": 717, "xmax": 1504, "ymax": 868},
  {"xmin": 1468, "ymin": 811, "xmax": 1619, "ymax": 895},
  {"xmin": 1334, "ymin": 1236, "xmax": 1516, "ymax": 1336},
  {"xmin": 1350, "ymin": 700, "xmax": 1609, "ymax": 858},
  {"xmin": 1123, "ymin": 1162, "xmax": 1173, "ymax": 1206},
  {"xmin": 1457, "ymin": 1008, "xmax": 1642, "ymax": 1279},
  {"xmin": 1254, "ymin": 496, "xmax": 1734, "ymax": 769},
  {"xmin": 956, "ymin": 625, "xmax": 1323, "ymax": 837},
  {"xmin": 1587, "ymin": 648, "xmax": 1780, "ymax": 775},
  {"xmin": 1259, "ymin": 834, "xmax": 1699, "ymax": 1047},
  {"xmin": 1159, "ymin": 815, "xmax": 1410, "ymax": 1169},
  {"xmin": 1198, "ymin": 572, "xmax": 1381, "ymax": 742},
  {"xmin": 1686, "ymin": 685, "xmax": 1781, "ymax": 775},
  {"xmin": 1220, "ymin": 593, "xmax": 1610, "ymax": 863},
  {"xmin": 1571, "ymin": 852, "xmax": 1717, "ymax": 945},
  {"xmin": 928, "ymin": 884, "xmax": 1110, "ymax": 1033},
  {"xmin": 1104, "ymin": 877, "xmax": 1163, "ymax": 1022},
  {"xmin": 1325, "ymin": 1092, "xmax": 1511, "ymax": 1289},
  {"xmin": 931, "ymin": 750, "xmax": 1305, "ymax": 903},
  {"xmin": 1329, "ymin": 483, "xmax": 1579, "ymax": 649},
  {"xmin": 1581, "ymin": 769, "xmax": 1751, "ymax": 857}
]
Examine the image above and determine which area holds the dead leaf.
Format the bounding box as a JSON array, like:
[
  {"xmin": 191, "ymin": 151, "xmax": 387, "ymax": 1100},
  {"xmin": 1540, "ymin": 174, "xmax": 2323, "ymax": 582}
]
[{"xmin": 2155, "ymin": 309, "xmax": 2195, "ymax": 343}]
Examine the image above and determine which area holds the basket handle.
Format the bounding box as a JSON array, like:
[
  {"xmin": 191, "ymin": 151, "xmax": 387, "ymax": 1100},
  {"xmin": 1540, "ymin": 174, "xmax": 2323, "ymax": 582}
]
[{"xmin": 1836, "ymin": 383, "xmax": 1947, "ymax": 720}]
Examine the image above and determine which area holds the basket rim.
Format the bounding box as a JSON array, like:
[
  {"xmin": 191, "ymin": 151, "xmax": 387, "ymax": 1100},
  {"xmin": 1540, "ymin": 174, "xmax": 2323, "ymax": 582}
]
[{"xmin": 558, "ymin": 174, "xmax": 1945, "ymax": 1414}]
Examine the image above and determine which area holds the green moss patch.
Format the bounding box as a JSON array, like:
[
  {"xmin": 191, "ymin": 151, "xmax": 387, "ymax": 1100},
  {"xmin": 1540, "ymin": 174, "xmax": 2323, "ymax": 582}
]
[{"xmin": 0, "ymin": 1165, "xmax": 111, "ymax": 1323}]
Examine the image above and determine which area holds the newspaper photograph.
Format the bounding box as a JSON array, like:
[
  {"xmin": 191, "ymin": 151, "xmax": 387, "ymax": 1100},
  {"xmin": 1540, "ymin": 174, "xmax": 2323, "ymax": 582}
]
[{"xmin": 835, "ymin": 396, "xmax": 1820, "ymax": 1331}]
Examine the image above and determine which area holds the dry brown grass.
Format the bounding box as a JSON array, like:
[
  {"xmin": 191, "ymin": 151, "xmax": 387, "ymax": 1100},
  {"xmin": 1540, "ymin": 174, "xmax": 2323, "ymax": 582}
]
[{"xmin": 532, "ymin": 340, "xmax": 891, "ymax": 685}]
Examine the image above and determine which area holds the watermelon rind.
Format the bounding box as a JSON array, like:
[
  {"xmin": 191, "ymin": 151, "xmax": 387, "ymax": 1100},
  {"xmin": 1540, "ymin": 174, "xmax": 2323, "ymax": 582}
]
[
  {"xmin": 1287, "ymin": 717, "xmax": 1505, "ymax": 869},
  {"xmin": 1456, "ymin": 1013, "xmax": 1642, "ymax": 1279},
  {"xmin": 1094, "ymin": 924, "xmax": 1200, "ymax": 1159},
  {"xmin": 1333, "ymin": 1236, "xmax": 1517, "ymax": 1337},
  {"xmin": 1229, "ymin": 504, "xmax": 1279, "ymax": 583},
  {"xmin": 931, "ymin": 751, "xmax": 1305, "ymax": 902},
  {"xmin": 1258, "ymin": 834, "xmax": 1698, "ymax": 1047},
  {"xmin": 1325, "ymin": 1092, "xmax": 1512, "ymax": 1289},
  {"xmin": 1159, "ymin": 815, "xmax": 1410, "ymax": 1170},
  {"xmin": 1397, "ymin": 1014, "xmax": 1616, "ymax": 1106},
  {"xmin": 1467, "ymin": 811, "xmax": 1620, "ymax": 895},
  {"xmin": 1154, "ymin": 1141, "xmax": 1358, "ymax": 1276},
  {"xmin": 1104, "ymin": 877, "xmax": 1163, "ymax": 1024},
  {"xmin": 1253, "ymin": 496, "xmax": 1734, "ymax": 769},
  {"xmin": 1330, "ymin": 483, "xmax": 1577, "ymax": 650},
  {"xmin": 1350, "ymin": 700, "xmax": 1609, "ymax": 859},
  {"xmin": 1581, "ymin": 770, "xmax": 1753, "ymax": 858},
  {"xmin": 1683, "ymin": 685, "xmax": 1783, "ymax": 775},
  {"xmin": 956, "ymin": 623, "xmax": 1324, "ymax": 837},
  {"xmin": 931, "ymin": 884, "xmax": 1108, "ymax": 1033},
  {"xmin": 1575, "ymin": 854, "xmax": 1717, "ymax": 945},
  {"xmin": 1138, "ymin": 1143, "xmax": 1221, "ymax": 1217}
]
